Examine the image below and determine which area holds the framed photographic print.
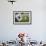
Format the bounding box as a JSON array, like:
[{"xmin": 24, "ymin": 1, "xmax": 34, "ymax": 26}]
[{"xmin": 13, "ymin": 11, "xmax": 32, "ymax": 25}]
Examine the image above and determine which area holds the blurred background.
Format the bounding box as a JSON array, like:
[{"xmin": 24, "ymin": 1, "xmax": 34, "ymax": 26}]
[{"xmin": 0, "ymin": 0, "xmax": 46, "ymax": 42}]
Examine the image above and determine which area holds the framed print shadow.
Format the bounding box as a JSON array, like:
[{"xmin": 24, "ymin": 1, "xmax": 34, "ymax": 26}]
[{"xmin": 13, "ymin": 11, "xmax": 32, "ymax": 25}]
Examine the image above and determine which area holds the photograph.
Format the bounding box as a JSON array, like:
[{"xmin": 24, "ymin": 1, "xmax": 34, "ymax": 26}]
[
  {"xmin": 0, "ymin": 0, "xmax": 46, "ymax": 46},
  {"xmin": 13, "ymin": 11, "xmax": 32, "ymax": 25}
]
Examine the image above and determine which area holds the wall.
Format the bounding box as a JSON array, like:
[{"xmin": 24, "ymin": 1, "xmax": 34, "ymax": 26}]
[{"xmin": 0, "ymin": 0, "xmax": 46, "ymax": 41}]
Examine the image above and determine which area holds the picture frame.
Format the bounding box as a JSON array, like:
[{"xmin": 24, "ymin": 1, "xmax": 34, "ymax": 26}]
[{"xmin": 13, "ymin": 11, "xmax": 32, "ymax": 25}]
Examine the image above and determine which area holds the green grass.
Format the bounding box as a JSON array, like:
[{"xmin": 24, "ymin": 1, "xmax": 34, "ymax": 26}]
[{"xmin": 20, "ymin": 13, "xmax": 29, "ymax": 22}]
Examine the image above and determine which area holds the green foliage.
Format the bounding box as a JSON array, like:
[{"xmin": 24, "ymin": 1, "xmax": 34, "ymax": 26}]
[{"xmin": 20, "ymin": 13, "xmax": 29, "ymax": 22}]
